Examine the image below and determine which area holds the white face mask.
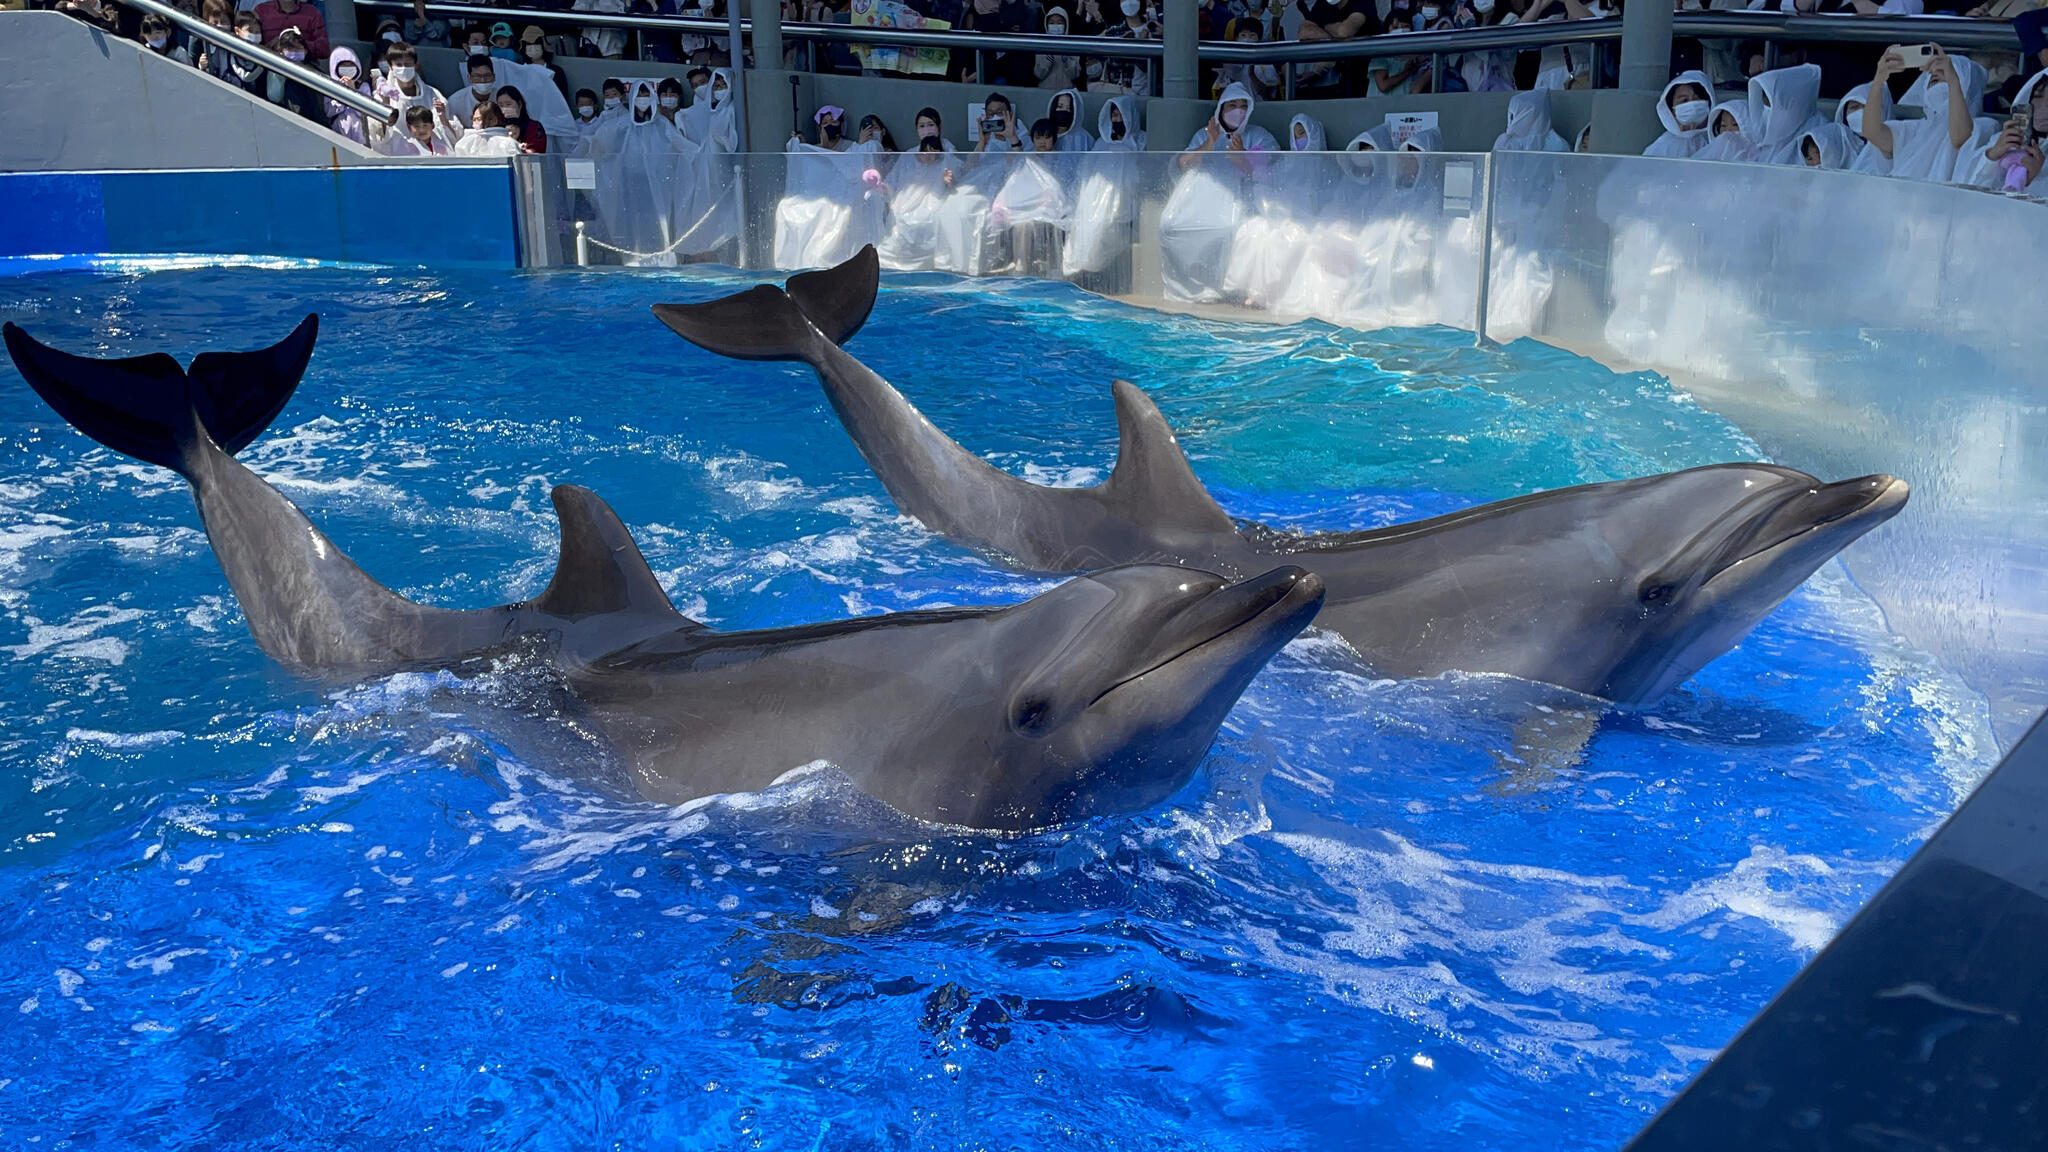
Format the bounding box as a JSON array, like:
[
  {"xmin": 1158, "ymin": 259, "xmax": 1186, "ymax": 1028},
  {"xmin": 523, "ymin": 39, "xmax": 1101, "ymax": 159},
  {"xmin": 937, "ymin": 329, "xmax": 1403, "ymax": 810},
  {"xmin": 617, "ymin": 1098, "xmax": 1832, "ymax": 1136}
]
[
  {"xmin": 381, "ymin": 29, "xmax": 400, "ymax": 41},
  {"xmin": 1048, "ymin": 21, "xmax": 1065, "ymax": 32},
  {"xmin": 338, "ymin": 64, "xmax": 357, "ymax": 81},
  {"xmin": 472, "ymin": 82, "xmax": 493, "ymax": 96},
  {"xmin": 1120, "ymin": 0, "xmax": 1140, "ymax": 15},
  {"xmin": 1473, "ymin": 0, "xmax": 1494, "ymax": 12},
  {"xmin": 392, "ymin": 64, "xmax": 416, "ymax": 82},
  {"xmin": 605, "ymin": 95, "xmax": 622, "ymax": 109},
  {"xmin": 578, "ymin": 104, "xmax": 596, "ymax": 119},
  {"xmin": 659, "ymin": 95, "xmax": 680, "ymax": 110},
  {"xmin": 497, "ymin": 105, "xmax": 518, "ymax": 120},
  {"xmin": 1421, "ymin": 5, "xmax": 1439, "ymax": 18},
  {"xmin": 1674, "ymin": 99, "xmax": 1709, "ymax": 129},
  {"xmin": 1221, "ymin": 106, "xmax": 1245, "ymax": 131},
  {"xmin": 634, "ymin": 96, "xmax": 653, "ymax": 112},
  {"xmin": 240, "ymin": 29, "xmax": 261, "ymax": 42},
  {"xmin": 147, "ymin": 36, "xmax": 167, "ymax": 48},
  {"xmin": 525, "ymin": 43, "xmax": 544, "ymax": 59},
  {"xmin": 692, "ymin": 83, "xmax": 709, "ymax": 97}
]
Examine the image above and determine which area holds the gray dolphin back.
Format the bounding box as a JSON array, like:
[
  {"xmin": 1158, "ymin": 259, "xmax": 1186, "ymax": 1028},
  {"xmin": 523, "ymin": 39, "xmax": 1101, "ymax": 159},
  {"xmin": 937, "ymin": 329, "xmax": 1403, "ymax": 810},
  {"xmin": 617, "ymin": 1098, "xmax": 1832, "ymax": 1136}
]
[{"xmin": 653, "ymin": 247, "xmax": 1238, "ymax": 572}]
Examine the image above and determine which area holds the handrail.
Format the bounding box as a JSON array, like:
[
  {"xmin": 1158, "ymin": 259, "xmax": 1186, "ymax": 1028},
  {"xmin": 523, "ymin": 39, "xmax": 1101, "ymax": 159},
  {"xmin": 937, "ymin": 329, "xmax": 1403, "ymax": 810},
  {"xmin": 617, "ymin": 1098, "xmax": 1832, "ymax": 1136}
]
[
  {"xmin": 354, "ymin": 1, "xmax": 2020, "ymax": 70},
  {"xmin": 126, "ymin": 0, "xmax": 398, "ymax": 124}
]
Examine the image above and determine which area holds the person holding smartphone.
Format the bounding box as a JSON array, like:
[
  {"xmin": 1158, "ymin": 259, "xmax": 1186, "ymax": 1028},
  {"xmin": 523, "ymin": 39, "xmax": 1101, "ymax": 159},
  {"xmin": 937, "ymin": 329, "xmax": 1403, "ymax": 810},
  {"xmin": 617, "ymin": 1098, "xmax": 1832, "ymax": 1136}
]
[
  {"xmin": 1862, "ymin": 44, "xmax": 1982, "ymax": 182},
  {"xmin": 1959, "ymin": 68, "xmax": 2048, "ymax": 192},
  {"xmin": 974, "ymin": 92, "xmax": 1031, "ymax": 152}
]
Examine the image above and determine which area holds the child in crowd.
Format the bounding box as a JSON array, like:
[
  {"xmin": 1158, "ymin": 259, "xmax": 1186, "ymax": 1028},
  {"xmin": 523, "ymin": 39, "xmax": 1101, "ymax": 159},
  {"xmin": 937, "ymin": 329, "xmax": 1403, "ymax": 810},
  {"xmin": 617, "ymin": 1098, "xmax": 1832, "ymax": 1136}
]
[{"xmin": 138, "ymin": 14, "xmax": 191, "ymax": 65}]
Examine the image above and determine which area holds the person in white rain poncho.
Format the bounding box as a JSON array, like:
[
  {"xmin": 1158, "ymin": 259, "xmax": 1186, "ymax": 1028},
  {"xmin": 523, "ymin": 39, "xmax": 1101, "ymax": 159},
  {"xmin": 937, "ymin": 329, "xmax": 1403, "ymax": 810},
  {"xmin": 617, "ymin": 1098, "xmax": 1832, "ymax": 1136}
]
[
  {"xmin": 1834, "ymin": 81, "xmax": 1888, "ymax": 155},
  {"xmin": 935, "ymin": 92, "xmax": 1032, "ymax": 276},
  {"xmin": 1860, "ymin": 46, "xmax": 1983, "ymax": 183},
  {"xmin": 1643, "ymin": 70, "xmax": 1713, "ymax": 159},
  {"xmin": 1288, "ymin": 127, "xmax": 1396, "ymax": 326},
  {"xmin": 456, "ymin": 103, "xmax": 525, "ymax": 157},
  {"xmin": 990, "ymin": 118, "xmax": 1074, "ymax": 274},
  {"xmin": 1747, "ymin": 63, "xmax": 1827, "ymax": 165},
  {"xmin": 448, "ymin": 53, "xmax": 581, "ymax": 152},
  {"xmin": 372, "ymin": 44, "xmax": 464, "ymax": 155},
  {"xmin": 586, "ymin": 81, "xmax": 698, "ymax": 266},
  {"xmin": 1162, "ymin": 82, "xmax": 1277, "ymax": 303},
  {"xmin": 877, "ymin": 139, "xmax": 963, "ymax": 271},
  {"xmin": 1493, "ymin": 89, "xmax": 1571, "ymax": 152},
  {"xmin": 1047, "ymin": 89, "xmax": 1093, "ymax": 153},
  {"xmin": 776, "ymin": 106, "xmax": 890, "ymax": 270},
  {"xmin": 1794, "ymin": 124, "xmax": 1857, "ymax": 169},
  {"xmin": 1695, "ymin": 100, "xmax": 1759, "ymax": 163},
  {"xmin": 1223, "ymin": 114, "xmax": 1331, "ymax": 312},
  {"xmin": 671, "ymin": 67, "xmax": 741, "ymax": 258},
  {"xmin": 1955, "ymin": 67, "xmax": 2048, "ymax": 194},
  {"xmin": 1061, "ymin": 95, "xmax": 1144, "ymax": 287}
]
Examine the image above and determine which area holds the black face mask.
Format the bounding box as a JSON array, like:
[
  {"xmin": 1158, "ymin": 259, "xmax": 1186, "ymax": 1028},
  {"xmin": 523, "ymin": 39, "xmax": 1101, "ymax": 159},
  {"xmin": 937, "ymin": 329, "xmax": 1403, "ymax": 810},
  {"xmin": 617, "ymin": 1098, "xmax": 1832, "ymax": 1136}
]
[
  {"xmin": 822, "ymin": 122, "xmax": 841, "ymax": 140},
  {"xmin": 1052, "ymin": 107, "xmax": 1074, "ymax": 130},
  {"xmin": 1110, "ymin": 120, "xmax": 1125, "ymax": 140}
]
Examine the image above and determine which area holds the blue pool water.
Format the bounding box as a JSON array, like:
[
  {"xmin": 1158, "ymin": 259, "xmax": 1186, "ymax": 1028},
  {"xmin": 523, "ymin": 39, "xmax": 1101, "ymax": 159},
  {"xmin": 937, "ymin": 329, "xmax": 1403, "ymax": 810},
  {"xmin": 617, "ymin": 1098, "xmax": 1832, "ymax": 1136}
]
[{"xmin": 0, "ymin": 266, "xmax": 1997, "ymax": 1150}]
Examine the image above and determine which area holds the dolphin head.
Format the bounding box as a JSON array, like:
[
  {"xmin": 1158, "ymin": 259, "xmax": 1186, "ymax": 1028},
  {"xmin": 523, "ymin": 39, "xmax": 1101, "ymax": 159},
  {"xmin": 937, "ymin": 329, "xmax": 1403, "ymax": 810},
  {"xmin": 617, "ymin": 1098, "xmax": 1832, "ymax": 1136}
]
[
  {"xmin": 1592, "ymin": 464, "xmax": 1908, "ymax": 704},
  {"xmin": 978, "ymin": 563, "xmax": 1325, "ymax": 830}
]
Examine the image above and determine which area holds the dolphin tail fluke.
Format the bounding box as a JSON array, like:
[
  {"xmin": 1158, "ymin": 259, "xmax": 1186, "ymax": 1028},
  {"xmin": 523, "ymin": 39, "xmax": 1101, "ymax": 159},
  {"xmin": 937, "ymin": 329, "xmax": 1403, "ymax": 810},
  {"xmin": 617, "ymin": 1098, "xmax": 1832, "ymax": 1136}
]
[
  {"xmin": 535, "ymin": 485, "xmax": 683, "ymax": 622},
  {"xmin": 3, "ymin": 316, "xmax": 318, "ymax": 476},
  {"xmin": 784, "ymin": 246, "xmax": 879, "ymax": 346},
  {"xmin": 651, "ymin": 286, "xmax": 824, "ymax": 363},
  {"xmin": 650, "ymin": 247, "xmax": 878, "ymax": 362}
]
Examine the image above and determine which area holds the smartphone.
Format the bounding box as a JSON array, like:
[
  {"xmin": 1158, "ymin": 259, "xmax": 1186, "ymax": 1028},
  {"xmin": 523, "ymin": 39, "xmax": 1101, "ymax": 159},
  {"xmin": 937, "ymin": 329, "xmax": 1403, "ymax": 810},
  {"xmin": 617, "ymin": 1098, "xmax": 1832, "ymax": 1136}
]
[
  {"xmin": 1892, "ymin": 42, "xmax": 1935, "ymax": 67},
  {"xmin": 982, "ymin": 116, "xmax": 1005, "ymax": 135}
]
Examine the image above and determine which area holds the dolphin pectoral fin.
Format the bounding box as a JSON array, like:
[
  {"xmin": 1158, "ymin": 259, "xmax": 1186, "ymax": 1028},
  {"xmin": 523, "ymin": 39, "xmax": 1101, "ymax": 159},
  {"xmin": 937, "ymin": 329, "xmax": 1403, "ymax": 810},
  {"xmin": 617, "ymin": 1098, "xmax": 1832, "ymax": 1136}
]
[
  {"xmin": 1102, "ymin": 380, "xmax": 1239, "ymax": 540},
  {"xmin": 784, "ymin": 246, "xmax": 880, "ymax": 346},
  {"xmin": 4, "ymin": 322, "xmax": 198, "ymax": 475},
  {"xmin": 186, "ymin": 314, "xmax": 318, "ymax": 455},
  {"xmin": 535, "ymin": 485, "xmax": 689, "ymax": 624},
  {"xmin": 651, "ymin": 286, "xmax": 823, "ymax": 363}
]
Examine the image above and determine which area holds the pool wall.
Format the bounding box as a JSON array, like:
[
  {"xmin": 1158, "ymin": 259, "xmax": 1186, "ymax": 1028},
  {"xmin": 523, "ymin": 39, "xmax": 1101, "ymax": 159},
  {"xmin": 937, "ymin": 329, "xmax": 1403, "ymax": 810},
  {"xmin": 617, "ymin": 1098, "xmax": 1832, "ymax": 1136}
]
[{"xmin": 0, "ymin": 167, "xmax": 522, "ymax": 270}]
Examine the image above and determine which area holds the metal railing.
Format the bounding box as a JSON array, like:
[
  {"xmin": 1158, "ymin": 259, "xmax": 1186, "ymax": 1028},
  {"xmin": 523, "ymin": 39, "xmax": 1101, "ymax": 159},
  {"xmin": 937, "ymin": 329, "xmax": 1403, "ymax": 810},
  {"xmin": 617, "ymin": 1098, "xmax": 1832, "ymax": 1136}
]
[
  {"xmin": 130, "ymin": 0, "xmax": 398, "ymax": 124},
  {"xmin": 353, "ymin": 0, "xmax": 2024, "ymax": 102}
]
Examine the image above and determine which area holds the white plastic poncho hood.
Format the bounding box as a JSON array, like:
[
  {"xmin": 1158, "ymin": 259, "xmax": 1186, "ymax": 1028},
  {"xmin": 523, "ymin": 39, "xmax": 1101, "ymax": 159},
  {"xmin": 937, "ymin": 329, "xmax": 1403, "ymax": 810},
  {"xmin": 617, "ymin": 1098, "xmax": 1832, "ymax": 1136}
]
[
  {"xmin": 1049, "ymin": 88, "xmax": 1093, "ymax": 153},
  {"xmin": 1748, "ymin": 63, "xmax": 1827, "ymax": 164},
  {"xmin": 1095, "ymin": 95, "xmax": 1144, "ymax": 150},
  {"xmin": 1796, "ymin": 123, "xmax": 1855, "ymax": 170},
  {"xmin": 1288, "ymin": 113, "xmax": 1327, "ymax": 152},
  {"xmin": 1493, "ymin": 89, "xmax": 1569, "ymax": 152},
  {"xmin": 1185, "ymin": 82, "xmax": 1277, "ymax": 152},
  {"xmin": 680, "ymin": 67, "xmax": 740, "ymax": 152},
  {"xmin": 1644, "ymin": 70, "xmax": 1712, "ymax": 159},
  {"xmin": 1694, "ymin": 100, "xmax": 1758, "ymax": 163},
  {"xmin": 1834, "ymin": 81, "xmax": 1891, "ymax": 142}
]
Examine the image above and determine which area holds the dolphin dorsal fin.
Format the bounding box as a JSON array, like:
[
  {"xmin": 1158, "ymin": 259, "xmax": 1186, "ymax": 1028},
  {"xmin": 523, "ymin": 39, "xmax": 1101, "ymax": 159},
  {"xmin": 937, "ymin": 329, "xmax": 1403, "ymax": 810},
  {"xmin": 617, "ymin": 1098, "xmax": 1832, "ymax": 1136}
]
[
  {"xmin": 1101, "ymin": 380, "xmax": 1237, "ymax": 535},
  {"xmin": 536, "ymin": 486, "xmax": 684, "ymax": 622}
]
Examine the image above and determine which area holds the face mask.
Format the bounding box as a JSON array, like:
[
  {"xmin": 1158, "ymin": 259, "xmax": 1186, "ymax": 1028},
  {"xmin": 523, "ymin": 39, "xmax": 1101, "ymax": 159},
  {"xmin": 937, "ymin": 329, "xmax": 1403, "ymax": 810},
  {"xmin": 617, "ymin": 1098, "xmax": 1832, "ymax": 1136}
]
[
  {"xmin": 659, "ymin": 96, "xmax": 680, "ymax": 110},
  {"xmin": 1048, "ymin": 21, "xmax": 1065, "ymax": 32},
  {"xmin": 693, "ymin": 83, "xmax": 709, "ymax": 98},
  {"xmin": 578, "ymin": 104, "xmax": 596, "ymax": 119},
  {"xmin": 284, "ymin": 50, "xmax": 306, "ymax": 62},
  {"xmin": 1473, "ymin": 0, "xmax": 1494, "ymax": 12},
  {"xmin": 382, "ymin": 29, "xmax": 400, "ymax": 41},
  {"xmin": 822, "ymin": 122, "xmax": 841, "ymax": 139},
  {"xmin": 1121, "ymin": 0, "xmax": 1140, "ymax": 15},
  {"xmin": 393, "ymin": 64, "xmax": 417, "ymax": 82},
  {"xmin": 338, "ymin": 64, "xmax": 357, "ymax": 81},
  {"xmin": 634, "ymin": 96, "xmax": 653, "ymax": 112},
  {"xmin": 1221, "ymin": 107, "xmax": 1245, "ymax": 131},
  {"xmin": 498, "ymin": 105, "xmax": 518, "ymax": 120},
  {"xmin": 147, "ymin": 36, "xmax": 167, "ymax": 48},
  {"xmin": 240, "ymin": 30, "xmax": 261, "ymax": 42},
  {"xmin": 525, "ymin": 43, "xmax": 544, "ymax": 59},
  {"xmin": 1921, "ymin": 82, "xmax": 1948, "ymax": 110},
  {"xmin": 1674, "ymin": 99, "xmax": 1709, "ymax": 129},
  {"xmin": 606, "ymin": 95, "xmax": 622, "ymax": 109},
  {"xmin": 1110, "ymin": 120, "xmax": 1125, "ymax": 140},
  {"xmin": 1291, "ymin": 131, "xmax": 1309, "ymax": 151},
  {"xmin": 1421, "ymin": 5, "xmax": 1439, "ymax": 17},
  {"xmin": 472, "ymin": 83, "xmax": 493, "ymax": 96},
  {"xmin": 1052, "ymin": 108, "xmax": 1073, "ymax": 130}
]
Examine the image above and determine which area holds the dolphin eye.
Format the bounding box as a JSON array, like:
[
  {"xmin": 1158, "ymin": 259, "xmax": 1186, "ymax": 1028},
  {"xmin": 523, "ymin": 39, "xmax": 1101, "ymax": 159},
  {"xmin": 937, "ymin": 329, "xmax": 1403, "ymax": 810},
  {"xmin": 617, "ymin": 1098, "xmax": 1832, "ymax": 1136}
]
[
  {"xmin": 1010, "ymin": 697, "xmax": 1054, "ymax": 737},
  {"xmin": 1638, "ymin": 581, "xmax": 1676, "ymax": 606}
]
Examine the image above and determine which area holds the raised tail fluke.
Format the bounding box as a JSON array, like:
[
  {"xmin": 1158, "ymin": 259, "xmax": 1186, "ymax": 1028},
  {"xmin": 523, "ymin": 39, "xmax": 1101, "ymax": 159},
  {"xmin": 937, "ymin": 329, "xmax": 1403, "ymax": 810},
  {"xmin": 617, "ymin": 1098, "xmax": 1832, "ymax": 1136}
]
[
  {"xmin": 785, "ymin": 246, "xmax": 878, "ymax": 346},
  {"xmin": 650, "ymin": 246, "xmax": 879, "ymax": 361},
  {"xmin": 3, "ymin": 315, "xmax": 318, "ymax": 475}
]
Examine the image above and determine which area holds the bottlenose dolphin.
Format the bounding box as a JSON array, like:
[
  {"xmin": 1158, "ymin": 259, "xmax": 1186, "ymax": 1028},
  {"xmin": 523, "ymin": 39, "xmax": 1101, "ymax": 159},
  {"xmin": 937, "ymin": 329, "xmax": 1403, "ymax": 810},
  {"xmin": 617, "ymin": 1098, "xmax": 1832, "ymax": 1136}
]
[
  {"xmin": 3, "ymin": 320, "xmax": 1323, "ymax": 831},
  {"xmin": 653, "ymin": 248, "xmax": 1909, "ymax": 706}
]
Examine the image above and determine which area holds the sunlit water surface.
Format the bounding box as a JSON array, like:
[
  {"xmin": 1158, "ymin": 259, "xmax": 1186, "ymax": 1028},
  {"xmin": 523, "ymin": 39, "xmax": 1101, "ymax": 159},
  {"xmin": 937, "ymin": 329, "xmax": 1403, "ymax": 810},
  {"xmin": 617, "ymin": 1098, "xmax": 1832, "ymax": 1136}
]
[{"xmin": 0, "ymin": 265, "xmax": 1996, "ymax": 1150}]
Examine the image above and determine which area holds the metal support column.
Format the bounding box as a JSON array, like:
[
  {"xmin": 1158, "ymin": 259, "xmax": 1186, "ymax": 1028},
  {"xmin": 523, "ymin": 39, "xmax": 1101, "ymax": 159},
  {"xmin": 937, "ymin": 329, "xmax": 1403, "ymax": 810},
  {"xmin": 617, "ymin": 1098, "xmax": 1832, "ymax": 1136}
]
[
  {"xmin": 1163, "ymin": 0, "xmax": 1199, "ymax": 100},
  {"xmin": 1617, "ymin": 0, "xmax": 1674, "ymax": 95}
]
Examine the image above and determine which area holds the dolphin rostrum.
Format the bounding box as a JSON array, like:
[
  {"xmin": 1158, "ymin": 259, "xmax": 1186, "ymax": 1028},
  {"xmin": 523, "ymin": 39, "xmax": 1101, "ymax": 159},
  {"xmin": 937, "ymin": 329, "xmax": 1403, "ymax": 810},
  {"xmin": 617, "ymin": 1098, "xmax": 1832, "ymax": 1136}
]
[
  {"xmin": 3, "ymin": 319, "xmax": 1323, "ymax": 832},
  {"xmin": 652, "ymin": 248, "xmax": 1909, "ymax": 706}
]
